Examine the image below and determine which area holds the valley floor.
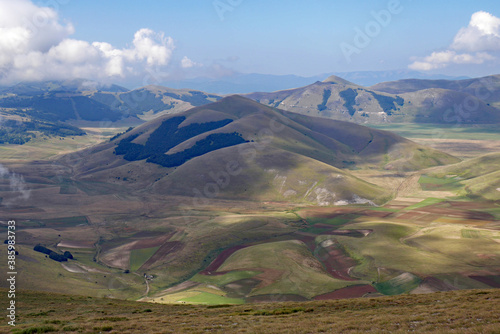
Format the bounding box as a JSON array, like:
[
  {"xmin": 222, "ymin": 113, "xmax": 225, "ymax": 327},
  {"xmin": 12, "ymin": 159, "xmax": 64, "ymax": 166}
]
[{"xmin": 0, "ymin": 123, "xmax": 499, "ymax": 306}]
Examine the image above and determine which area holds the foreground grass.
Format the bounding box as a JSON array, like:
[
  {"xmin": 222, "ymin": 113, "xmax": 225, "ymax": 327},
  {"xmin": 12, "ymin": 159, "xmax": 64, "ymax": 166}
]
[{"xmin": 2, "ymin": 288, "xmax": 499, "ymax": 333}]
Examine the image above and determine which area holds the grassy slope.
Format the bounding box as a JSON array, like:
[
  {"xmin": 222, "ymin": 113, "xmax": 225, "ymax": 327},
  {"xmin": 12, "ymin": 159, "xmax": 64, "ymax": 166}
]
[
  {"xmin": 2, "ymin": 288, "xmax": 499, "ymax": 333},
  {"xmin": 0, "ymin": 127, "xmax": 125, "ymax": 161},
  {"xmin": 217, "ymin": 240, "xmax": 368, "ymax": 299},
  {"xmin": 424, "ymin": 153, "xmax": 500, "ymax": 200},
  {"xmin": 335, "ymin": 221, "xmax": 500, "ymax": 282},
  {"xmin": 129, "ymin": 247, "xmax": 160, "ymax": 272},
  {"xmin": 152, "ymin": 144, "xmax": 393, "ymax": 205},
  {"xmin": 0, "ymin": 244, "xmax": 145, "ymax": 300}
]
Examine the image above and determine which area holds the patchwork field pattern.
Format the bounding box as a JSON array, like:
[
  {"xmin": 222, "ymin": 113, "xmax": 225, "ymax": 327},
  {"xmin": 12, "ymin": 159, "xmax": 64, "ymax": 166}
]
[{"xmin": 146, "ymin": 198, "xmax": 500, "ymax": 304}]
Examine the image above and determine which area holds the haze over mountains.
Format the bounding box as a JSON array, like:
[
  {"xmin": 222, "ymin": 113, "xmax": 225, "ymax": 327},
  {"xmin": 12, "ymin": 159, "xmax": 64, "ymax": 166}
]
[
  {"xmin": 2, "ymin": 74, "xmax": 499, "ymax": 129},
  {"xmin": 161, "ymin": 70, "xmax": 469, "ymax": 95}
]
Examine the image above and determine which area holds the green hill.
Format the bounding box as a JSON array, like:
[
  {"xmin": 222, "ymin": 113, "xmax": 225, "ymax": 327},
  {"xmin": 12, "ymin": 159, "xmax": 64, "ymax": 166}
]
[
  {"xmin": 67, "ymin": 96, "xmax": 457, "ymax": 205},
  {"xmin": 424, "ymin": 152, "xmax": 500, "ymax": 200}
]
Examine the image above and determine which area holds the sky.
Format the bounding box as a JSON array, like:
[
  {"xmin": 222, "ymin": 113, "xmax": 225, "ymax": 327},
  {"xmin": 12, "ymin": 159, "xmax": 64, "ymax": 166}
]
[{"xmin": 1, "ymin": 0, "xmax": 499, "ymax": 86}]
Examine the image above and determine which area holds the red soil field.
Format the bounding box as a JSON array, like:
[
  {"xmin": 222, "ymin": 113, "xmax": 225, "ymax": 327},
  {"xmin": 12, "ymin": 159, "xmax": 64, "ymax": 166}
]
[
  {"xmin": 417, "ymin": 277, "xmax": 457, "ymax": 292},
  {"xmin": 293, "ymin": 234, "xmax": 318, "ymax": 253},
  {"xmin": 200, "ymin": 245, "xmax": 249, "ymax": 274},
  {"xmin": 358, "ymin": 210, "xmax": 393, "ymax": 218},
  {"xmin": 313, "ymin": 285, "xmax": 377, "ymax": 300},
  {"xmin": 298, "ymin": 207, "xmax": 362, "ymax": 219},
  {"xmin": 140, "ymin": 241, "xmax": 184, "ymax": 270},
  {"xmin": 447, "ymin": 201, "xmax": 498, "ymax": 210},
  {"xmin": 415, "ymin": 207, "xmax": 494, "ymax": 220},
  {"xmin": 469, "ymin": 275, "xmax": 500, "ymax": 288},
  {"xmin": 246, "ymin": 294, "xmax": 309, "ymax": 303},
  {"xmin": 130, "ymin": 232, "xmax": 175, "ymax": 250},
  {"xmin": 312, "ymin": 223, "xmax": 336, "ymax": 229},
  {"xmin": 316, "ymin": 245, "xmax": 357, "ymax": 281}
]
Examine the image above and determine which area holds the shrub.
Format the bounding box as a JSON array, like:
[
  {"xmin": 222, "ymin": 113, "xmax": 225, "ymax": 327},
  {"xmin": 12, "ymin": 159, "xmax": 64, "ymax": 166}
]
[
  {"xmin": 34, "ymin": 245, "xmax": 52, "ymax": 255},
  {"xmin": 49, "ymin": 252, "xmax": 67, "ymax": 262}
]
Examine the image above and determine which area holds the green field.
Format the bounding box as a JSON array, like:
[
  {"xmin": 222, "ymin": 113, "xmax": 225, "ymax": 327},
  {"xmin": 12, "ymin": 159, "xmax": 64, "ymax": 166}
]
[
  {"xmin": 0, "ymin": 127, "xmax": 124, "ymax": 161},
  {"xmin": 368, "ymin": 123, "xmax": 500, "ymax": 140},
  {"xmin": 333, "ymin": 221, "xmax": 500, "ymax": 282},
  {"xmin": 217, "ymin": 240, "xmax": 367, "ymax": 299},
  {"xmin": 403, "ymin": 197, "xmax": 446, "ymax": 210},
  {"xmin": 129, "ymin": 247, "xmax": 160, "ymax": 272},
  {"xmin": 191, "ymin": 270, "xmax": 261, "ymax": 286},
  {"xmin": 461, "ymin": 229, "xmax": 481, "ymax": 238},
  {"xmin": 305, "ymin": 216, "xmax": 354, "ymax": 226},
  {"xmin": 36, "ymin": 216, "xmax": 89, "ymax": 228},
  {"xmin": 0, "ymin": 245, "xmax": 145, "ymax": 300},
  {"xmin": 375, "ymin": 273, "xmax": 422, "ymax": 295}
]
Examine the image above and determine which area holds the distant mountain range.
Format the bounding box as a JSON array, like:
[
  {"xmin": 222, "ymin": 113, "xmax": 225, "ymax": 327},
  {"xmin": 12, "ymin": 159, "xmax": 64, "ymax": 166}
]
[
  {"xmin": 245, "ymin": 74, "xmax": 500, "ymax": 124},
  {"xmin": 1, "ymin": 74, "xmax": 499, "ymax": 145},
  {"xmin": 0, "ymin": 79, "xmax": 221, "ymax": 143},
  {"xmin": 161, "ymin": 70, "xmax": 469, "ymax": 95}
]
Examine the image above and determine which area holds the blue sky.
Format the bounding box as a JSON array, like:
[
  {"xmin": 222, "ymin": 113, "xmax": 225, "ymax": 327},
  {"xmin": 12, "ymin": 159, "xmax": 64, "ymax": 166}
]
[{"xmin": 1, "ymin": 0, "xmax": 499, "ymax": 85}]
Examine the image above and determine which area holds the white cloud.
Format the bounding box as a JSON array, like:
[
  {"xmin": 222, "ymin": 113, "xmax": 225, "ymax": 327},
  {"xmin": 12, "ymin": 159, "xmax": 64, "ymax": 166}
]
[
  {"xmin": 409, "ymin": 11, "xmax": 500, "ymax": 71},
  {"xmin": 131, "ymin": 29, "xmax": 174, "ymax": 66},
  {"xmin": 181, "ymin": 56, "xmax": 200, "ymax": 68},
  {"xmin": 0, "ymin": 163, "xmax": 30, "ymax": 204},
  {"xmin": 452, "ymin": 11, "xmax": 500, "ymax": 52},
  {"xmin": 409, "ymin": 50, "xmax": 494, "ymax": 71},
  {"xmin": 0, "ymin": 0, "xmax": 175, "ymax": 84}
]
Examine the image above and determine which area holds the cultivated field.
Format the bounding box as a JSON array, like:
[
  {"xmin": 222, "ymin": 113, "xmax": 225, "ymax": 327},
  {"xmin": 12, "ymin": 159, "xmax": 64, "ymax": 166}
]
[{"xmin": 0, "ymin": 122, "xmax": 499, "ymax": 306}]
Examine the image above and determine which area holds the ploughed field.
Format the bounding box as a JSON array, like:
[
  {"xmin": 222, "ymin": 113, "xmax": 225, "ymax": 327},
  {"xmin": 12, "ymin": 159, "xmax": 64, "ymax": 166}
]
[
  {"xmin": 3, "ymin": 194, "xmax": 498, "ymax": 305},
  {"xmin": 145, "ymin": 199, "xmax": 500, "ymax": 304}
]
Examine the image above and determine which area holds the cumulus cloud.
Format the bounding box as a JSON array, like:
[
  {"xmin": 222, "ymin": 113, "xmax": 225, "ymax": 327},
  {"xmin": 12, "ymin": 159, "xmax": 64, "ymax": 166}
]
[
  {"xmin": 0, "ymin": 0, "xmax": 175, "ymax": 84},
  {"xmin": 451, "ymin": 11, "xmax": 500, "ymax": 52},
  {"xmin": 181, "ymin": 56, "xmax": 200, "ymax": 69},
  {"xmin": 409, "ymin": 11, "xmax": 500, "ymax": 71},
  {"xmin": 409, "ymin": 50, "xmax": 494, "ymax": 71}
]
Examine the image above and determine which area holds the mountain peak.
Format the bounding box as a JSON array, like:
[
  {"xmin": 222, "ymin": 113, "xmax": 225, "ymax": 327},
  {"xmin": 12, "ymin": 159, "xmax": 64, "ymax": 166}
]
[{"xmin": 322, "ymin": 75, "xmax": 357, "ymax": 86}]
